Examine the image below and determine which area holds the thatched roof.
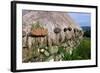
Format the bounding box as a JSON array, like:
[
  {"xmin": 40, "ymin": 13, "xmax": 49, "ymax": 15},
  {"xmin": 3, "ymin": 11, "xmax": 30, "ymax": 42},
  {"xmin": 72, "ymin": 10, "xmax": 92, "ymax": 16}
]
[
  {"xmin": 22, "ymin": 10, "xmax": 82, "ymax": 33},
  {"xmin": 22, "ymin": 10, "xmax": 84, "ymax": 62},
  {"xmin": 22, "ymin": 10, "xmax": 83, "ymax": 47}
]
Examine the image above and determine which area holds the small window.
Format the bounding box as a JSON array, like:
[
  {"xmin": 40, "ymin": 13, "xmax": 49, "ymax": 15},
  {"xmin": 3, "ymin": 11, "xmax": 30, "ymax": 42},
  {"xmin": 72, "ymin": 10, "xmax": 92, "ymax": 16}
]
[
  {"xmin": 54, "ymin": 27, "xmax": 61, "ymax": 34},
  {"xmin": 74, "ymin": 28, "xmax": 76, "ymax": 33},
  {"xmin": 68, "ymin": 27, "xmax": 72, "ymax": 31},
  {"xmin": 64, "ymin": 28, "xmax": 67, "ymax": 32}
]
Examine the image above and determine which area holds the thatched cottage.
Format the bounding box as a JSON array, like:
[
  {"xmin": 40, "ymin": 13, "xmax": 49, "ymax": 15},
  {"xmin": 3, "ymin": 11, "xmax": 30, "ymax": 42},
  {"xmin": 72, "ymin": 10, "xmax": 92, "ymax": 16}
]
[{"xmin": 22, "ymin": 10, "xmax": 83, "ymax": 62}]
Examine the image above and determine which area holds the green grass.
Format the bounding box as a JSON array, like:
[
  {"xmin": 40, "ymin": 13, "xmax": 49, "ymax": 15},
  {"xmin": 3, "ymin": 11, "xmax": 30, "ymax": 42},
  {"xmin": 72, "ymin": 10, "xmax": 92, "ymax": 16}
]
[
  {"xmin": 23, "ymin": 37, "xmax": 91, "ymax": 62},
  {"xmin": 62, "ymin": 37, "xmax": 91, "ymax": 60}
]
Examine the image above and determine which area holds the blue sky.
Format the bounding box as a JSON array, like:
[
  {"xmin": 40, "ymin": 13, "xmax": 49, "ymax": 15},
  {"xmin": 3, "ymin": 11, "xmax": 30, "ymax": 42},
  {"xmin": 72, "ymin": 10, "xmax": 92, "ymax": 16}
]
[{"xmin": 68, "ymin": 13, "xmax": 91, "ymax": 27}]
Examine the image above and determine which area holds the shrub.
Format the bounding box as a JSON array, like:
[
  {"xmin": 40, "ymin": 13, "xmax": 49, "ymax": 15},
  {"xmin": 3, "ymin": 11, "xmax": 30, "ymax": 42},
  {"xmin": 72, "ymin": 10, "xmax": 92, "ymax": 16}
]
[{"xmin": 61, "ymin": 38, "xmax": 91, "ymax": 60}]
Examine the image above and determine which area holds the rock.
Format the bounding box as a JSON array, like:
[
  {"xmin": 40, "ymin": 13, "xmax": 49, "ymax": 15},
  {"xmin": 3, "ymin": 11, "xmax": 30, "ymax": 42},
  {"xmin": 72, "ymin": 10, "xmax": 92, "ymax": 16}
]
[
  {"xmin": 45, "ymin": 56, "xmax": 54, "ymax": 61},
  {"xmin": 44, "ymin": 50, "xmax": 50, "ymax": 56},
  {"xmin": 45, "ymin": 47, "xmax": 48, "ymax": 50},
  {"xmin": 48, "ymin": 46, "xmax": 58, "ymax": 54},
  {"xmin": 54, "ymin": 54, "xmax": 62, "ymax": 61},
  {"xmin": 40, "ymin": 49, "xmax": 45, "ymax": 53},
  {"xmin": 61, "ymin": 43, "xmax": 68, "ymax": 48}
]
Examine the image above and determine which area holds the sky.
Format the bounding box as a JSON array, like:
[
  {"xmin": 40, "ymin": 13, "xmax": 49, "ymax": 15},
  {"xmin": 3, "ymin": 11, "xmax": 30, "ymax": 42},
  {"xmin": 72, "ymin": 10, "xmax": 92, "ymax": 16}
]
[{"xmin": 68, "ymin": 13, "xmax": 91, "ymax": 27}]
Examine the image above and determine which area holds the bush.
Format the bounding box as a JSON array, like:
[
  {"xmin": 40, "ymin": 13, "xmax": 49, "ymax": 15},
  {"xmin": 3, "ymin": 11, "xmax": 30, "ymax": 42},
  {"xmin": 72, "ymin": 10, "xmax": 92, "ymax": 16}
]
[
  {"xmin": 84, "ymin": 30, "xmax": 91, "ymax": 37},
  {"xmin": 62, "ymin": 38, "xmax": 91, "ymax": 60}
]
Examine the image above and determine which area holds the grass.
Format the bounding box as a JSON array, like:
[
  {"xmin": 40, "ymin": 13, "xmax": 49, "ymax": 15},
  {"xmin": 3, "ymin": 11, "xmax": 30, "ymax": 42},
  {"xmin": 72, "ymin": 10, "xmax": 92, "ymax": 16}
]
[
  {"xmin": 61, "ymin": 37, "xmax": 91, "ymax": 60},
  {"xmin": 23, "ymin": 37, "xmax": 91, "ymax": 62}
]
